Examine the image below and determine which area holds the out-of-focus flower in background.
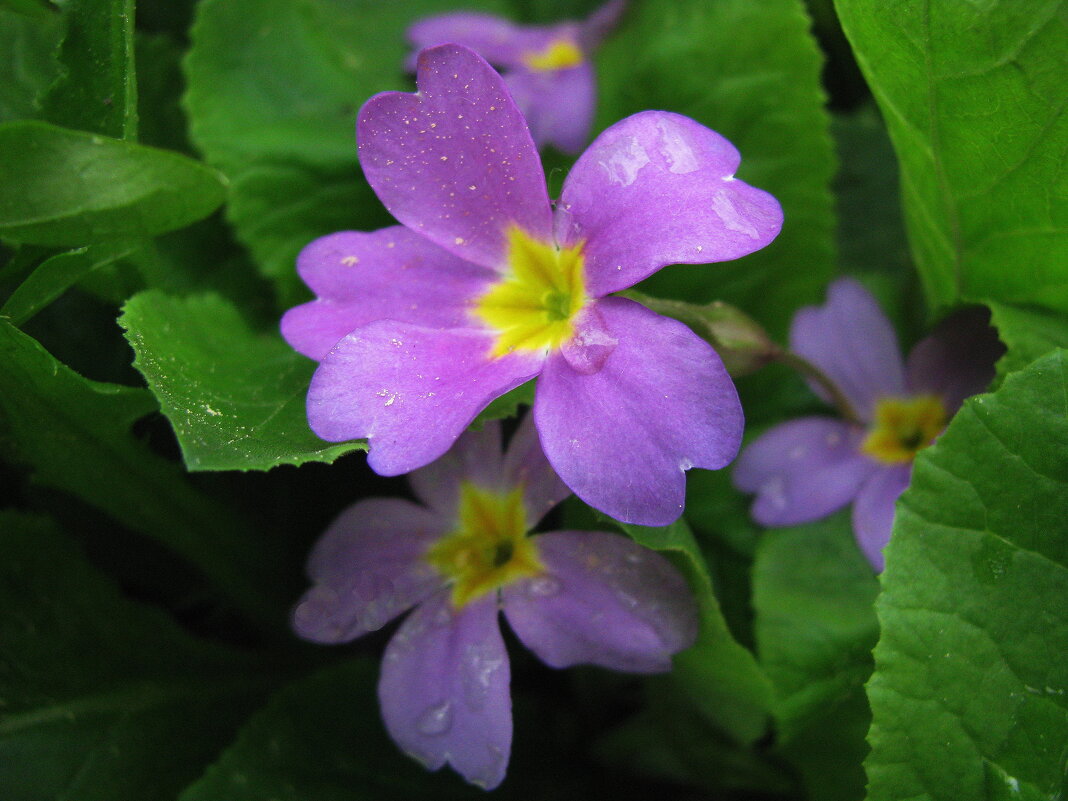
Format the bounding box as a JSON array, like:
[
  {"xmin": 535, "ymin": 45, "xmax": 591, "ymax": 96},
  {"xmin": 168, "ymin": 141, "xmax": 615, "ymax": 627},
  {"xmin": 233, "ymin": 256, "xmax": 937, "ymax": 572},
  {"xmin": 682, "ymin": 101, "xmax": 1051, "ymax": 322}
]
[
  {"xmin": 407, "ymin": 1, "xmax": 625, "ymax": 153},
  {"xmin": 282, "ymin": 44, "xmax": 782, "ymax": 526},
  {"xmin": 292, "ymin": 417, "xmax": 698, "ymax": 789},
  {"xmin": 733, "ymin": 278, "xmax": 1004, "ymax": 570}
]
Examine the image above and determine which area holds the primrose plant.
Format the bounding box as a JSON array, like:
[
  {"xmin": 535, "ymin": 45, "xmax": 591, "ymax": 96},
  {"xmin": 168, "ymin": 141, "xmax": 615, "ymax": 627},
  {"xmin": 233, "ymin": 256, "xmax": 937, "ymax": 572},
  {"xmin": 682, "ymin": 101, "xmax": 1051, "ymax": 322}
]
[
  {"xmin": 282, "ymin": 44, "xmax": 783, "ymax": 526},
  {"xmin": 292, "ymin": 416, "xmax": 698, "ymax": 789},
  {"xmin": 733, "ymin": 278, "xmax": 1003, "ymax": 570}
]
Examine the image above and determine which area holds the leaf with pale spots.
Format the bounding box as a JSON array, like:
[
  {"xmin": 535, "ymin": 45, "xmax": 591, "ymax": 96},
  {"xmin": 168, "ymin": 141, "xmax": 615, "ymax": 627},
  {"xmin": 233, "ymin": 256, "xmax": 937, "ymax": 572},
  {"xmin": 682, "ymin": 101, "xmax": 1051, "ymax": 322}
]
[{"xmin": 120, "ymin": 290, "xmax": 365, "ymax": 471}]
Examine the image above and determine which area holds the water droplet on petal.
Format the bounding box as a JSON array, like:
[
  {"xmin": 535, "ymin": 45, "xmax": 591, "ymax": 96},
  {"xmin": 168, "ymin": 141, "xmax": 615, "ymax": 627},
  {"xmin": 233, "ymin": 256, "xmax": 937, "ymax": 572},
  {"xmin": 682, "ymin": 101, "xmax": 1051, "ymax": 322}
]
[
  {"xmin": 624, "ymin": 551, "xmax": 644, "ymax": 565},
  {"xmin": 416, "ymin": 701, "xmax": 453, "ymax": 736},
  {"xmin": 528, "ymin": 576, "xmax": 561, "ymax": 597}
]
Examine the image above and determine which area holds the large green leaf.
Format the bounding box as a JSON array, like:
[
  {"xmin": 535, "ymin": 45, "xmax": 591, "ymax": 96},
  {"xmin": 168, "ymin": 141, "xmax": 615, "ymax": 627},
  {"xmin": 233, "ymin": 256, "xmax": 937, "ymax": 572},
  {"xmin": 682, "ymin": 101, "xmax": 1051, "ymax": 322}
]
[
  {"xmin": 40, "ymin": 0, "xmax": 138, "ymax": 140},
  {"xmin": 0, "ymin": 241, "xmax": 135, "ymax": 325},
  {"xmin": 184, "ymin": 0, "xmax": 509, "ymax": 306},
  {"xmin": 120, "ymin": 291, "xmax": 365, "ymax": 471},
  {"xmin": 0, "ymin": 121, "xmax": 227, "ymax": 246},
  {"xmin": 988, "ymin": 301, "xmax": 1068, "ymax": 381},
  {"xmin": 752, "ymin": 513, "xmax": 879, "ymax": 801},
  {"xmin": 596, "ymin": 0, "xmax": 836, "ymax": 339},
  {"xmin": 617, "ymin": 518, "xmax": 773, "ymax": 745},
  {"xmin": 0, "ymin": 321, "xmax": 283, "ymax": 630},
  {"xmin": 178, "ymin": 659, "xmax": 481, "ymax": 801},
  {"xmin": 0, "ymin": 9, "xmax": 62, "ymax": 124},
  {"xmin": 834, "ymin": 0, "xmax": 1068, "ymax": 315},
  {"xmin": 0, "ymin": 512, "xmax": 275, "ymax": 801},
  {"xmin": 865, "ymin": 350, "xmax": 1068, "ymax": 801}
]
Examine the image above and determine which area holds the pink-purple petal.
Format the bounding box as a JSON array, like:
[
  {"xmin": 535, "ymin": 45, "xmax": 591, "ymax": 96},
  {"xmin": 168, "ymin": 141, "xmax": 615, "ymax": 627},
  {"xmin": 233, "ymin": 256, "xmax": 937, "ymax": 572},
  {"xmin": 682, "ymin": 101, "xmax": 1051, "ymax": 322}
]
[
  {"xmin": 732, "ymin": 417, "xmax": 877, "ymax": 528},
  {"xmin": 408, "ymin": 421, "xmax": 506, "ymax": 520},
  {"xmin": 789, "ymin": 278, "xmax": 906, "ymax": 421},
  {"xmin": 554, "ymin": 111, "xmax": 783, "ymax": 297},
  {"xmin": 852, "ymin": 464, "xmax": 911, "ymax": 572},
  {"xmin": 905, "ymin": 306, "xmax": 1003, "ymax": 415},
  {"xmin": 307, "ymin": 321, "xmax": 543, "ymax": 476},
  {"xmin": 500, "ymin": 413, "xmax": 571, "ymax": 527},
  {"xmin": 533, "ymin": 297, "xmax": 742, "ymax": 526},
  {"xmin": 379, "ymin": 592, "xmax": 512, "ymax": 790},
  {"xmin": 578, "ymin": 0, "xmax": 626, "ymax": 51},
  {"xmin": 505, "ymin": 64, "xmax": 594, "ymax": 155},
  {"xmin": 358, "ymin": 45, "xmax": 553, "ymax": 271},
  {"xmin": 292, "ymin": 498, "xmax": 446, "ymax": 643},
  {"xmin": 407, "ymin": 13, "xmax": 526, "ymax": 69},
  {"xmin": 282, "ymin": 228, "xmax": 495, "ymax": 360},
  {"xmin": 503, "ymin": 530, "xmax": 698, "ymax": 672}
]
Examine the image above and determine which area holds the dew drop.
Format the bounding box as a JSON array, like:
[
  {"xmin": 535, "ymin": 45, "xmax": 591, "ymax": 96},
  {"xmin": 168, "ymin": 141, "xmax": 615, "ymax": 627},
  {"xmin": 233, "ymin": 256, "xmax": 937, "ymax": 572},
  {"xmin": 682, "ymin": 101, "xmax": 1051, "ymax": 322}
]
[
  {"xmin": 417, "ymin": 701, "xmax": 453, "ymax": 736},
  {"xmin": 528, "ymin": 576, "xmax": 561, "ymax": 597}
]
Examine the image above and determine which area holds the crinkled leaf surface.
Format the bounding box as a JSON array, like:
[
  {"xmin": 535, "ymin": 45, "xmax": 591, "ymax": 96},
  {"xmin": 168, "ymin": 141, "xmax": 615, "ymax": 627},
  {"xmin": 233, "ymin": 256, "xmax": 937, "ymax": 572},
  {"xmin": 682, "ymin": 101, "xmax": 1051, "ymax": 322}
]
[
  {"xmin": 0, "ymin": 512, "xmax": 274, "ymax": 801},
  {"xmin": 0, "ymin": 321, "xmax": 282, "ymax": 629},
  {"xmin": 988, "ymin": 301, "xmax": 1068, "ymax": 381},
  {"xmin": 120, "ymin": 291, "xmax": 365, "ymax": 471},
  {"xmin": 834, "ymin": 0, "xmax": 1068, "ymax": 314},
  {"xmin": 617, "ymin": 518, "xmax": 773, "ymax": 745},
  {"xmin": 752, "ymin": 513, "xmax": 879, "ymax": 801},
  {"xmin": 184, "ymin": 0, "xmax": 509, "ymax": 306},
  {"xmin": 40, "ymin": 0, "xmax": 138, "ymax": 139},
  {"xmin": 0, "ymin": 121, "xmax": 227, "ymax": 246},
  {"xmin": 866, "ymin": 349, "xmax": 1068, "ymax": 801},
  {"xmin": 596, "ymin": 0, "xmax": 835, "ymax": 339}
]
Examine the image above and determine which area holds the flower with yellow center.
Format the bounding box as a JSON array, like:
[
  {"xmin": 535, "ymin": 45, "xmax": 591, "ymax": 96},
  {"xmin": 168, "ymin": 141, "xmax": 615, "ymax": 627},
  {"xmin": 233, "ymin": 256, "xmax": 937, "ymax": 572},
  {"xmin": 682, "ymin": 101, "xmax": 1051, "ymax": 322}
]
[
  {"xmin": 425, "ymin": 481, "xmax": 544, "ymax": 608},
  {"xmin": 473, "ymin": 226, "xmax": 587, "ymax": 358},
  {"xmin": 861, "ymin": 395, "xmax": 946, "ymax": 464},
  {"xmin": 522, "ymin": 37, "xmax": 585, "ymax": 71}
]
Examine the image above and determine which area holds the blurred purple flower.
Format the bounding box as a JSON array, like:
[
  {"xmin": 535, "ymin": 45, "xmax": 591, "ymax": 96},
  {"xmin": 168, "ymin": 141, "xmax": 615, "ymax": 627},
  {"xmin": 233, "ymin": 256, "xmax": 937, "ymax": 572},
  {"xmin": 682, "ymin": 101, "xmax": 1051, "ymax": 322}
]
[
  {"xmin": 407, "ymin": 1, "xmax": 625, "ymax": 153},
  {"xmin": 733, "ymin": 278, "xmax": 1003, "ymax": 570},
  {"xmin": 282, "ymin": 44, "xmax": 782, "ymax": 526},
  {"xmin": 292, "ymin": 417, "xmax": 698, "ymax": 790}
]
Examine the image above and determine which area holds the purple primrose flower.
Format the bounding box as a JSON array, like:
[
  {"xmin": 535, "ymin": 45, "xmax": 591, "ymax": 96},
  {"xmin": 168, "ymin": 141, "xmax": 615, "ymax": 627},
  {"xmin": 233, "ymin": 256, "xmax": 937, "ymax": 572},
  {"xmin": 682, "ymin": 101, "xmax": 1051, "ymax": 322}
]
[
  {"xmin": 733, "ymin": 278, "xmax": 1003, "ymax": 570},
  {"xmin": 407, "ymin": 1, "xmax": 625, "ymax": 153},
  {"xmin": 292, "ymin": 416, "xmax": 699, "ymax": 790},
  {"xmin": 281, "ymin": 44, "xmax": 783, "ymax": 526}
]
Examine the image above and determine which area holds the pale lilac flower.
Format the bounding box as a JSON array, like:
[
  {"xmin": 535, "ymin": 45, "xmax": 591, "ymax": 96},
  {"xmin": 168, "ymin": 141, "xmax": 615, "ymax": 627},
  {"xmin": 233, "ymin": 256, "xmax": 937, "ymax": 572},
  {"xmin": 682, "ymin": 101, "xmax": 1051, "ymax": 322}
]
[
  {"xmin": 291, "ymin": 417, "xmax": 698, "ymax": 790},
  {"xmin": 281, "ymin": 44, "xmax": 782, "ymax": 526},
  {"xmin": 733, "ymin": 278, "xmax": 1003, "ymax": 570},
  {"xmin": 407, "ymin": 1, "xmax": 625, "ymax": 153}
]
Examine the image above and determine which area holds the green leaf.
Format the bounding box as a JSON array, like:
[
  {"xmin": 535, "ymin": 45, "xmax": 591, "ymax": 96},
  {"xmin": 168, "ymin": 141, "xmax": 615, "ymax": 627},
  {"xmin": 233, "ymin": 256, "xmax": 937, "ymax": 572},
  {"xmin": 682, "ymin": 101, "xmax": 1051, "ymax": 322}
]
[
  {"xmin": 184, "ymin": 0, "xmax": 509, "ymax": 305},
  {"xmin": 0, "ymin": 320, "xmax": 283, "ymax": 630},
  {"xmin": 0, "ymin": 512, "xmax": 276, "ymax": 801},
  {"xmin": 41, "ymin": 0, "xmax": 137, "ymax": 139},
  {"xmin": 1, "ymin": 241, "xmax": 134, "ymax": 325},
  {"xmin": 120, "ymin": 290, "xmax": 364, "ymax": 471},
  {"xmin": 866, "ymin": 350, "xmax": 1068, "ymax": 801},
  {"xmin": 616, "ymin": 518, "xmax": 773, "ymax": 745},
  {"xmin": 833, "ymin": 0, "xmax": 1068, "ymax": 315},
  {"xmin": 0, "ymin": 121, "xmax": 227, "ymax": 246},
  {"xmin": 752, "ymin": 513, "xmax": 879, "ymax": 801},
  {"xmin": 178, "ymin": 659, "xmax": 481, "ymax": 801},
  {"xmin": 596, "ymin": 0, "xmax": 836, "ymax": 339},
  {"xmin": 0, "ymin": 9, "xmax": 62, "ymax": 123},
  {"xmin": 832, "ymin": 105, "xmax": 910, "ymax": 279},
  {"xmin": 988, "ymin": 301, "xmax": 1068, "ymax": 381}
]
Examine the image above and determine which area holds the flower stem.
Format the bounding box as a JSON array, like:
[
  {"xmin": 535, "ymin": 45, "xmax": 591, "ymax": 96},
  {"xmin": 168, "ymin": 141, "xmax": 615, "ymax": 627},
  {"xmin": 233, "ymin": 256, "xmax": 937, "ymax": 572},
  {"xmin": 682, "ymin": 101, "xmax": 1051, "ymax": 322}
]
[{"xmin": 773, "ymin": 348, "xmax": 863, "ymax": 424}]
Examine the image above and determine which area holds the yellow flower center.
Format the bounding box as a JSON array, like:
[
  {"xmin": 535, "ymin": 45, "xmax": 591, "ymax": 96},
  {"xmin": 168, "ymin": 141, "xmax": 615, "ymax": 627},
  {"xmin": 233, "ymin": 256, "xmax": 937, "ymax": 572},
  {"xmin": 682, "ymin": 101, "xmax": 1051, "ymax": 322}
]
[
  {"xmin": 861, "ymin": 395, "xmax": 947, "ymax": 464},
  {"xmin": 522, "ymin": 38, "xmax": 585, "ymax": 71},
  {"xmin": 425, "ymin": 482, "xmax": 544, "ymax": 608},
  {"xmin": 473, "ymin": 226, "xmax": 587, "ymax": 358}
]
